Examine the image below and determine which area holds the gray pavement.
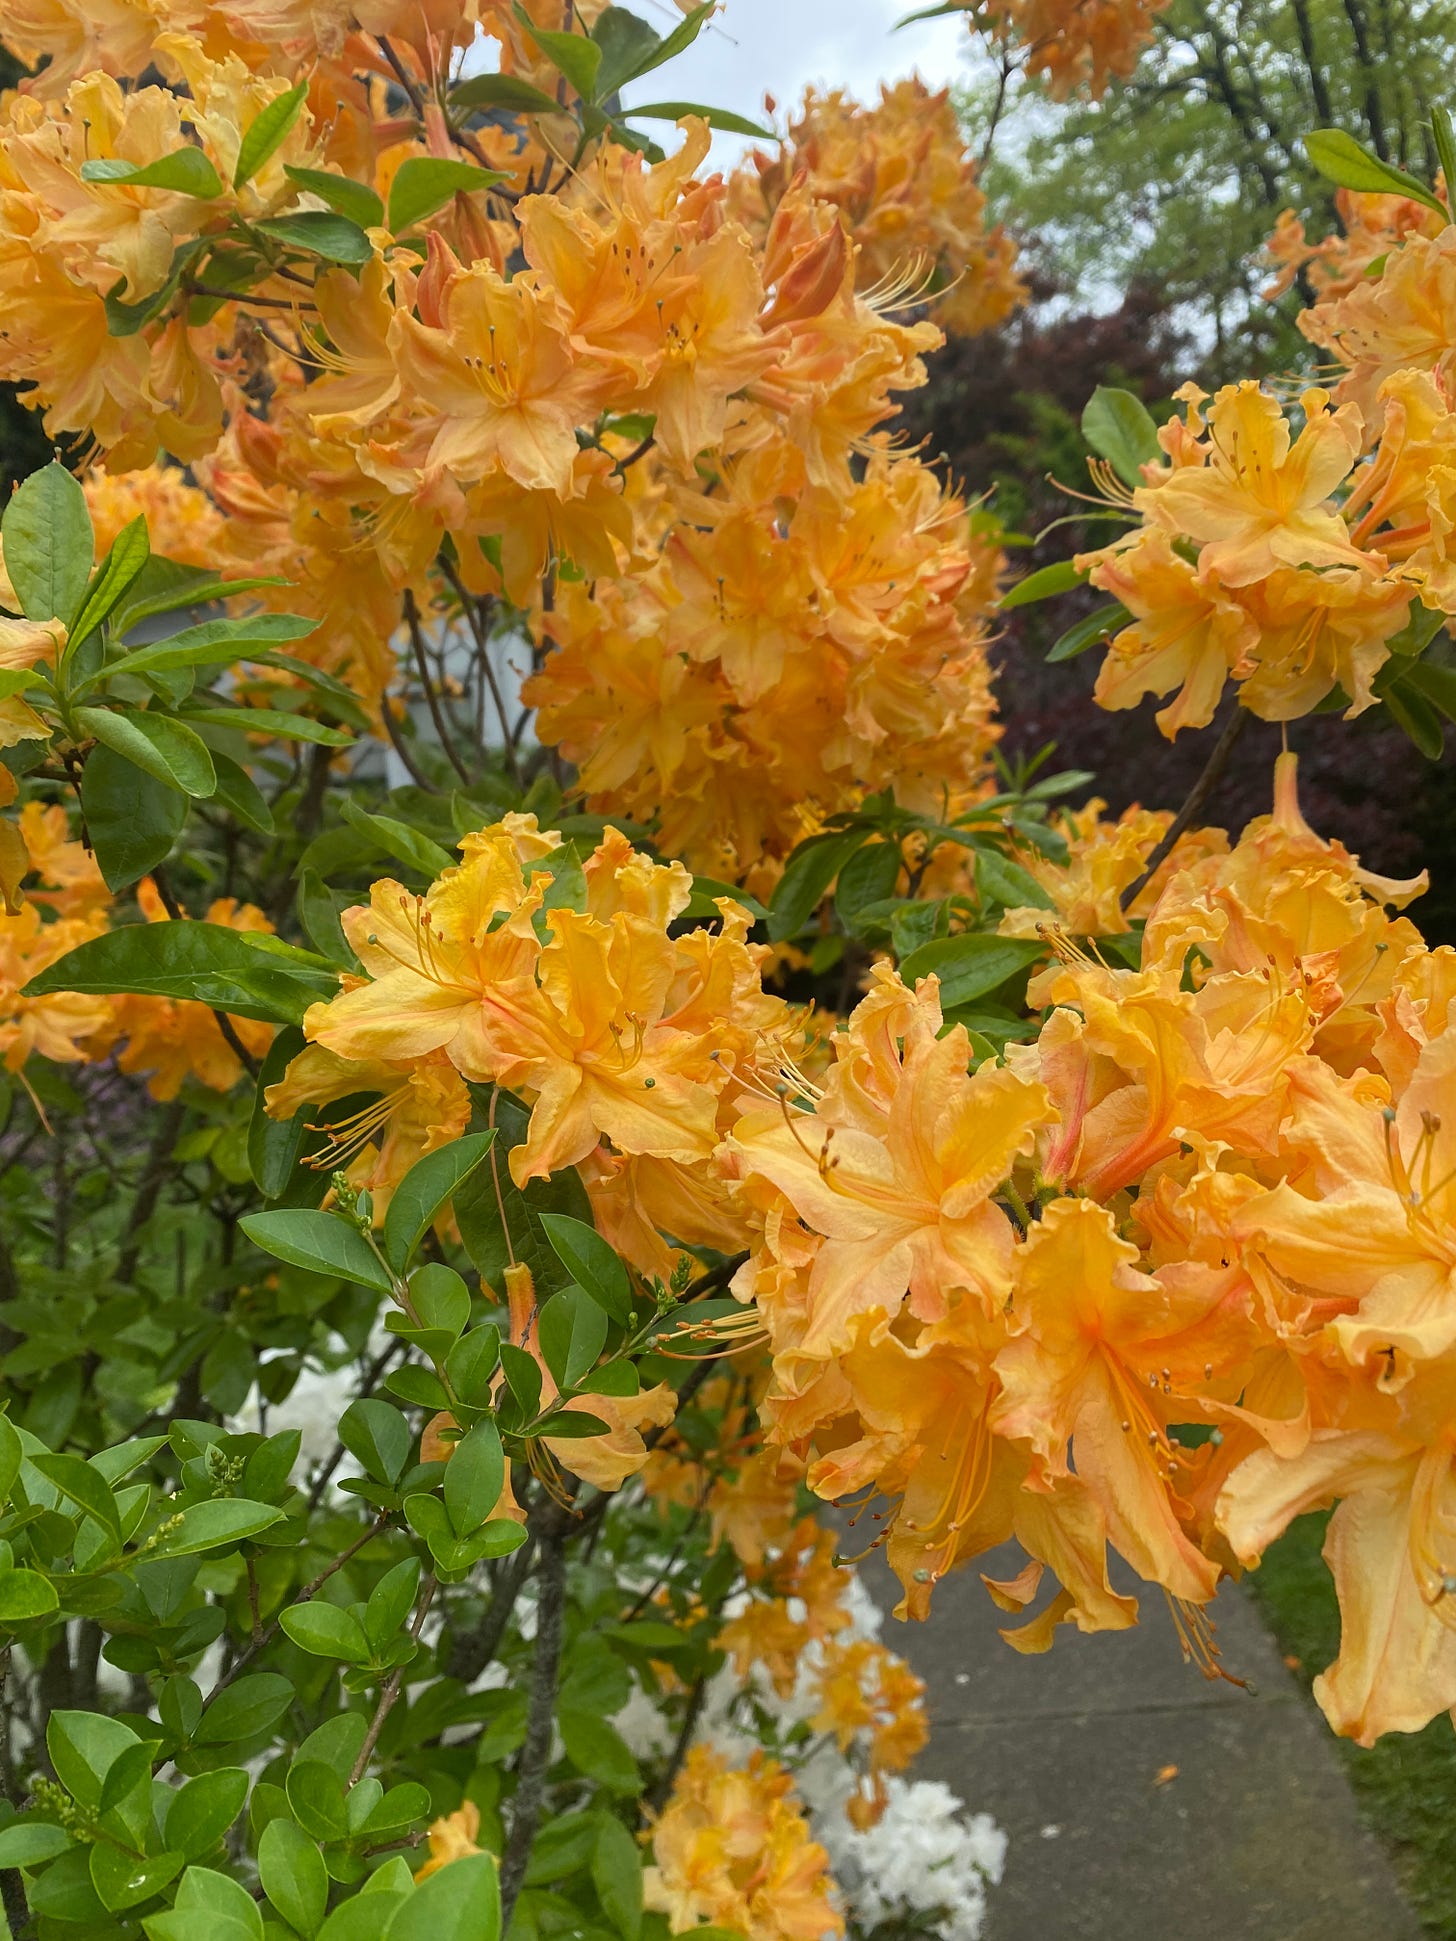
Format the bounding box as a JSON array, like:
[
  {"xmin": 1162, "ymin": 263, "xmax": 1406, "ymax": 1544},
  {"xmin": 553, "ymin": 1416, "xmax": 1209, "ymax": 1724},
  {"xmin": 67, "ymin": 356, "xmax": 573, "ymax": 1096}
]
[{"xmin": 855, "ymin": 1539, "xmax": 1422, "ymax": 1941}]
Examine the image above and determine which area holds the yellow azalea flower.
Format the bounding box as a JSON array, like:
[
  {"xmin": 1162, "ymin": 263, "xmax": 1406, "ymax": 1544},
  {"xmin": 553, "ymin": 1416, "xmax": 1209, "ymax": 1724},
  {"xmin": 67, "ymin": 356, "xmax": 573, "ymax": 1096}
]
[
  {"xmin": 0, "ymin": 902, "xmax": 113, "ymax": 1070},
  {"xmin": 1138, "ymin": 381, "xmax": 1365, "ymax": 587},
  {"xmin": 415, "ymin": 1802, "xmax": 487, "ymax": 1880},
  {"xmin": 1300, "ymin": 226, "xmax": 1456, "ymax": 425},
  {"xmin": 263, "ymin": 1043, "xmax": 471, "ymax": 1218}
]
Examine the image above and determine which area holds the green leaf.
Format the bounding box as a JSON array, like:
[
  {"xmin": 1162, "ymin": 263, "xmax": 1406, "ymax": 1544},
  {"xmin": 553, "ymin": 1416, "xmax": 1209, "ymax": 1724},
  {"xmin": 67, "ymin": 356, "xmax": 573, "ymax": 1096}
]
[
  {"xmin": 975, "ymin": 848, "xmax": 1054, "ymax": 911},
  {"xmin": 0, "ymin": 1415, "xmax": 20, "ymax": 1507},
  {"xmin": 255, "ymin": 211, "xmax": 374, "ymax": 262},
  {"xmin": 897, "ymin": 933, "xmax": 1045, "ymax": 1008},
  {"xmin": 538, "ymin": 1286, "xmax": 608, "ymax": 1390},
  {"xmin": 455, "ymin": 1093, "xmax": 595, "ymax": 1296},
  {"xmin": 498, "ymin": 1342, "xmax": 543, "ymax": 1420},
  {"xmin": 241, "ymin": 1209, "xmax": 394, "ymax": 1292},
  {"xmin": 91, "ymin": 1845, "xmax": 184, "ymax": 1913},
  {"xmin": 622, "ymin": 0, "xmax": 713, "ymax": 79},
  {"xmin": 93, "ymin": 612, "xmax": 318, "ymax": 687},
  {"xmin": 235, "ymin": 82, "xmax": 308, "ymax": 189},
  {"xmin": 1401, "ymin": 656, "xmax": 1456, "ymax": 721},
  {"xmin": 209, "ymin": 750, "xmax": 274, "ymax": 836},
  {"xmin": 1434, "ymin": 109, "xmax": 1456, "ymax": 217},
  {"xmin": 78, "ymin": 742, "xmax": 185, "ymax": 890},
  {"xmin": 340, "ymin": 1400, "xmax": 412, "ymax": 1485},
  {"xmin": 448, "ymin": 73, "xmax": 560, "ymax": 114},
  {"xmin": 164, "ymin": 1768, "xmax": 249, "ymax": 1860},
  {"xmin": 68, "ymin": 515, "xmax": 150, "ymax": 650},
  {"xmin": 591, "ymin": 6, "xmax": 662, "ymax": 93},
  {"xmin": 283, "ymin": 165, "xmax": 384, "ymax": 229},
  {"xmin": 32, "ymin": 1452, "xmax": 120, "ymax": 1542},
  {"xmin": 76, "ymin": 706, "xmax": 217, "ymax": 799},
  {"xmin": 557, "ymin": 1711, "xmax": 639, "ymax": 1794},
  {"xmin": 47, "ymin": 1712, "xmax": 141, "ymax": 1809},
  {"xmin": 1383, "ymin": 676, "xmax": 1446, "ymax": 757},
  {"xmin": 410, "ymin": 1263, "xmax": 471, "ymax": 1338},
  {"xmin": 382, "ymin": 1132, "xmax": 495, "ymax": 1273},
  {"xmin": 0, "ymin": 1822, "xmax": 73, "ymax": 1866},
  {"xmin": 1047, "ymin": 601, "xmax": 1128, "ymax": 663},
  {"xmin": 249, "ymin": 1025, "xmax": 311, "ymax": 1199},
  {"xmin": 1384, "ymin": 603, "xmax": 1445, "ymax": 657},
  {"xmin": 511, "ymin": 1, "xmax": 602, "ymax": 97},
  {"xmin": 592, "ymin": 1817, "xmax": 643, "ymax": 1941},
  {"xmin": 296, "ymin": 867, "xmax": 353, "ymax": 963},
  {"xmin": 537, "ymin": 1213, "xmax": 633, "ymax": 1325},
  {"xmin": 111, "ymin": 562, "xmax": 289, "ymax": 635},
  {"xmin": 444, "ymin": 1419, "xmax": 505, "ymax": 1536},
  {"xmin": 1303, "ymin": 128, "xmax": 1448, "ymax": 217},
  {"xmin": 834, "ymin": 839, "xmax": 901, "ymax": 932},
  {"xmin": 259, "ymin": 1817, "xmax": 329, "ymax": 1938},
  {"xmin": 0, "ymin": 1566, "xmax": 59, "ymax": 1625},
  {"xmin": 182, "ymin": 703, "xmax": 352, "ymax": 746},
  {"xmin": 364, "ymin": 1557, "xmax": 420, "ymax": 1654},
  {"xmin": 2, "ymin": 461, "xmax": 92, "ymax": 623},
  {"xmin": 623, "ymin": 101, "xmax": 774, "ymax": 138},
  {"xmin": 387, "ymin": 158, "xmax": 507, "ymax": 233},
  {"xmin": 147, "ymin": 1499, "xmax": 285, "ymax": 1557},
  {"xmin": 194, "ymin": 1672, "xmax": 294, "ymax": 1746},
  {"xmin": 767, "ymin": 828, "xmax": 868, "ymax": 941},
  {"xmin": 385, "ymin": 1852, "xmax": 500, "ymax": 1941},
  {"xmin": 999, "ymin": 558, "xmax": 1086, "ymax": 610},
  {"xmin": 82, "ymin": 148, "xmax": 223, "ymax": 197},
  {"xmin": 24, "ymin": 921, "xmax": 337, "ymax": 1024},
  {"xmin": 279, "ymin": 1600, "xmax": 371, "ymax": 1662},
  {"xmin": 1080, "ymin": 386, "xmax": 1161, "ymax": 488},
  {"xmin": 339, "ymin": 798, "xmax": 455, "ymax": 879}
]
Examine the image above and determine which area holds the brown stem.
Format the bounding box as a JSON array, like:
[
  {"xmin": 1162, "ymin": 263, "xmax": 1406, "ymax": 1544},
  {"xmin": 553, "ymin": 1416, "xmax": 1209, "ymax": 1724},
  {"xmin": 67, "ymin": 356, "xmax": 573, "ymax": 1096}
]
[
  {"xmin": 349, "ymin": 1573, "xmax": 438, "ymax": 1785},
  {"xmin": 446, "ymin": 1533, "xmax": 537, "ymax": 1683},
  {"xmin": 380, "ymin": 688, "xmax": 437, "ymax": 792},
  {"xmin": 1119, "ymin": 706, "xmax": 1250, "ymax": 912},
  {"xmin": 499, "ymin": 1524, "xmax": 567, "ymax": 1922},
  {"xmin": 185, "ymin": 283, "xmax": 315, "ymax": 312}
]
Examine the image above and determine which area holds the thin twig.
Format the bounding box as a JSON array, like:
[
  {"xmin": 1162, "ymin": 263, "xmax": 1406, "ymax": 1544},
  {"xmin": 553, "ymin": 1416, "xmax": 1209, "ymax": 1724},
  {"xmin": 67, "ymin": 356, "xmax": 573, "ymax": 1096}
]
[
  {"xmin": 499, "ymin": 1524, "xmax": 567, "ymax": 1922},
  {"xmin": 206, "ymin": 1513, "xmax": 392, "ymax": 1702},
  {"xmin": 380, "ymin": 688, "xmax": 437, "ymax": 792},
  {"xmin": 403, "ymin": 590, "xmax": 472, "ymax": 785},
  {"xmin": 1119, "ymin": 705, "xmax": 1250, "ymax": 911},
  {"xmin": 436, "ymin": 557, "xmax": 523, "ymax": 786},
  {"xmin": 185, "ymin": 283, "xmax": 315, "ymax": 312},
  {"xmin": 374, "ymin": 35, "xmax": 426, "ymax": 116},
  {"xmin": 349, "ymin": 1572, "xmax": 439, "ymax": 1785}
]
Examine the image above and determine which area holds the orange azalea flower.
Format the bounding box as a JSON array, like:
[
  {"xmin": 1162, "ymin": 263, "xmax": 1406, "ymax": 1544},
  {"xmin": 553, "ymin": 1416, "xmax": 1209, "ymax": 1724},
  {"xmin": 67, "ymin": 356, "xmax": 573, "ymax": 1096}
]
[
  {"xmin": 0, "ymin": 903, "xmax": 113, "ymax": 1070},
  {"xmin": 993, "ymin": 1198, "xmax": 1222, "ymax": 1603},
  {"xmin": 644, "ymin": 1745, "xmax": 843, "ymax": 1941},
  {"xmin": 728, "ymin": 969, "xmax": 1049, "ymax": 1374},
  {"xmin": 15, "ymin": 802, "xmax": 110, "ymax": 921},
  {"xmin": 1218, "ymin": 1355, "xmax": 1456, "ymax": 1744},
  {"xmin": 1300, "ymin": 226, "xmax": 1456, "ymax": 425}
]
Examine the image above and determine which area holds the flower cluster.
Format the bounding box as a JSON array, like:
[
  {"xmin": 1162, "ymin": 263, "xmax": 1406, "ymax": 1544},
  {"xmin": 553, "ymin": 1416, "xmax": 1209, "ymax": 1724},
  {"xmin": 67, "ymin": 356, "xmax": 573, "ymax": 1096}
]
[
  {"xmin": 727, "ymin": 81, "xmax": 1026, "ymax": 336},
  {"xmin": 1075, "ymin": 374, "xmax": 1456, "ymax": 734},
  {"xmin": 974, "ymin": 0, "xmax": 1170, "ymax": 97}
]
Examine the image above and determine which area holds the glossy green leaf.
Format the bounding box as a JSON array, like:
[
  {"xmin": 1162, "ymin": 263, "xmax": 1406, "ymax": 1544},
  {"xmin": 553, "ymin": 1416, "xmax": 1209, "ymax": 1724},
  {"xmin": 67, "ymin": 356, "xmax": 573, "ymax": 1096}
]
[
  {"xmin": 76, "ymin": 706, "xmax": 216, "ymax": 799},
  {"xmin": 387, "ymin": 158, "xmax": 507, "ymax": 233},
  {"xmin": 339, "ymin": 797, "xmax": 455, "ymax": 879},
  {"xmin": 1047, "ymin": 601, "xmax": 1128, "ymax": 663},
  {"xmin": 623, "ymin": 101, "xmax": 774, "ymax": 137},
  {"xmin": 385, "ymin": 1852, "xmax": 500, "ymax": 1941},
  {"xmin": 94, "ymin": 611, "xmax": 317, "ymax": 687},
  {"xmin": 81, "ymin": 148, "xmax": 223, "ymax": 197},
  {"xmin": 0, "ymin": 1566, "xmax": 59, "ymax": 1624},
  {"xmin": 897, "ymin": 933, "xmax": 1045, "ymax": 1009},
  {"xmin": 767, "ymin": 828, "xmax": 868, "ymax": 941},
  {"xmin": 24, "ymin": 921, "xmax": 338, "ymax": 1024},
  {"xmin": 443, "ymin": 1419, "xmax": 505, "ymax": 1536},
  {"xmin": 449, "ymin": 73, "xmax": 559, "ymax": 113},
  {"xmin": 68, "ymin": 515, "xmax": 150, "ymax": 650},
  {"xmin": 592, "ymin": 1816, "xmax": 643, "ymax": 1941},
  {"xmin": 382, "ymin": 1132, "xmax": 495, "ymax": 1272},
  {"xmin": 182, "ymin": 703, "xmax": 352, "ymax": 746},
  {"xmin": 77, "ymin": 743, "xmax": 185, "ymax": 890},
  {"xmin": 537, "ymin": 1212, "xmax": 634, "ymax": 1325},
  {"xmin": 279, "ymin": 1600, "xmax": 371, "ymax": 1662},
  {"xmin": 164, "ymin": 1768, "xmax": 249, "ymax": 1859},
  {"xmin": 999, "ymin": 558, "xmax": 1086, "ymax": 610},
  {"xmin": 1304, "ymin": 128, "xmax": 1447, "ymax": 216},
  {"xmin": 283, "ymin": 165, "xmax": 384, "ymax": 229},
  {"xmin": 240, "ymin": 1209, "xmax": 394, "ymax": 1292},
  {"xmin": 235, "ymin": 82, "xmax": 308, "ymax": 189},
  {"xmin": 538, "ymin": 1285, "xmax": 608, "ymax": 1390},
  {"xmin": 2, "ymin": 461, "xmax": 92, "ymax": 623},
  {"xmin": 146, "ymin": 1499, "xmax": 285, "ymax": 1557},
  {"xmin": 511, "ymin": 0, "xmax": 602, "ymax": 97},
  {"xmin": 339, "ymin": 1399, "xmax": 412, "ymax": 1485},
  {"xmin": 255, "ymin": 211, "xmax": 373, "ymax": 262},
  {"xmin": 1080, "ymin": 385, "xmax": 1160, "ymax": 487}
]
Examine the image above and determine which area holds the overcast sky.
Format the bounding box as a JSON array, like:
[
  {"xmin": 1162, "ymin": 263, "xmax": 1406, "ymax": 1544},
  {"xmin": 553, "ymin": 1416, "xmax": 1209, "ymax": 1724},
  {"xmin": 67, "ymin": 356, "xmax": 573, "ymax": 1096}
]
[{"xmin": 621, "ymin": 0, "xmax": 972, "ymax": 157}]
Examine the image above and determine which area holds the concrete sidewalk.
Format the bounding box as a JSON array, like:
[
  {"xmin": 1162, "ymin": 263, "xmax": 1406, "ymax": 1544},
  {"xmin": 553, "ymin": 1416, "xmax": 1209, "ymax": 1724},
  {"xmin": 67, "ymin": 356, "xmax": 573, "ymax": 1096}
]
[{"xmin": 856, "ymin": 1541, "xmax": 1421, "ymax": 1941}]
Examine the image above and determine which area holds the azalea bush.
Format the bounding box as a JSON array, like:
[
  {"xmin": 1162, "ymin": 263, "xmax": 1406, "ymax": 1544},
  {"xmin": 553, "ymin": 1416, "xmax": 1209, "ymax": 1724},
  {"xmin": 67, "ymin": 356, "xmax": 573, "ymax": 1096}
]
[{"xmin": 2, "ymin": 2, "xmax": 1456, "ymax": 1938}]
